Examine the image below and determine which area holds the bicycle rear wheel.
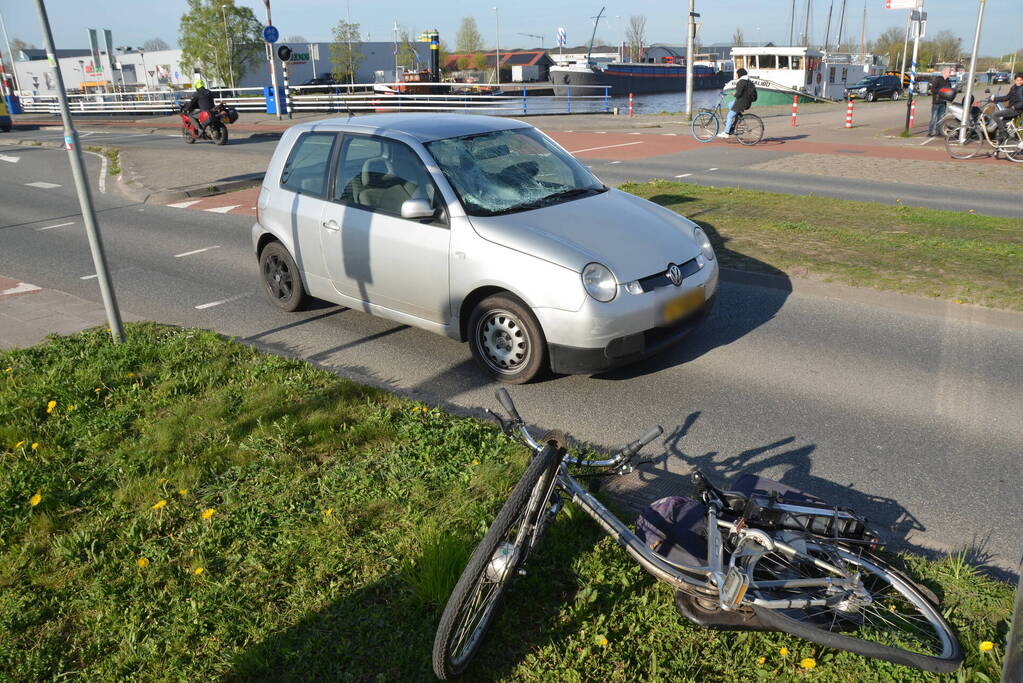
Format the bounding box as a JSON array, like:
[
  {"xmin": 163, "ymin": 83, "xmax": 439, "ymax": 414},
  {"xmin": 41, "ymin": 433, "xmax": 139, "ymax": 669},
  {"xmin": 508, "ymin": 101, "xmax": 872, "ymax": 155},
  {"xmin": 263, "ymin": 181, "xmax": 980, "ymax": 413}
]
[
  {"xmin": 734, "ymin": 114, "xmax": 764, "ymax": 145},
  {"xmin": 691, "ymin": 111, "xmax": 719, "ymax": 142},
  {"xmin": 1003, "ymin": 133, "xmax": 1023, "ymax": 163},
  {"xmin": 432, "ymin": 443, "xmax": 563, "ymax": 679},
  {"xmin": 943, "ymin": 125, "xmax": 983, "ymax": 159},
  {"xmin": 749, "ymin": 543, "xmax": 962, "ymax": 673}
]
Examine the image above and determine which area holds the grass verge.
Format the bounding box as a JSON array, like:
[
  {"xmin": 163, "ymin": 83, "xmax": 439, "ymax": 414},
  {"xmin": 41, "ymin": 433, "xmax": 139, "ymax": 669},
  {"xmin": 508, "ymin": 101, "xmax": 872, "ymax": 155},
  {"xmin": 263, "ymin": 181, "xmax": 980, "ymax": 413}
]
[
  {"xmin": 621, "ymin": 180, "xmax": 1023, "ymax": 312},
  {"xmin": 83, "ymin": 144, "xmax": 121, "ymax": 175},
  {"xmin": 0, "ymin": 324, "xmax": 1014, "ymax": 680}
]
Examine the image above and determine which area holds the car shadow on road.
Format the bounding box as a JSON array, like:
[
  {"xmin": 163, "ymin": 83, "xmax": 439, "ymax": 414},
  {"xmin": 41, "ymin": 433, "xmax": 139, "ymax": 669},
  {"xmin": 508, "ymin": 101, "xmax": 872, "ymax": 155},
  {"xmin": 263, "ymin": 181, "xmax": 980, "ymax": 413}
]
[{"xmin": 759, "ymin": 134, "xmax": 810, "ymax": 144}]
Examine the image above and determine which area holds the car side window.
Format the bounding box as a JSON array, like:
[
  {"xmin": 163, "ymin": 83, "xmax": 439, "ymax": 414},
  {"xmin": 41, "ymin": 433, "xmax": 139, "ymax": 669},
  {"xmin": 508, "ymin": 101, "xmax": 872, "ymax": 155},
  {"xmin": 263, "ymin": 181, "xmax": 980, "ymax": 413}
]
[
  {"xmin": 333, "ymin": 135, "xmax": 441, "ymax": 220},
  {"xmin": 280, "ymin": 132, "xmax": 336, "ymax": 197}
]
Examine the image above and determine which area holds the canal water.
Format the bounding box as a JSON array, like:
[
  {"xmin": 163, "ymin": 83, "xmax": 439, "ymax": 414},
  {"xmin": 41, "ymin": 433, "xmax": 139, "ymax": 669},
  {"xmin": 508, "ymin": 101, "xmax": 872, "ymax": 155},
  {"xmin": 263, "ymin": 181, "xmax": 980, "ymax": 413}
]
[{"xmin": 611, "ymin": 89, "xmax": 724, "ymax": 114}]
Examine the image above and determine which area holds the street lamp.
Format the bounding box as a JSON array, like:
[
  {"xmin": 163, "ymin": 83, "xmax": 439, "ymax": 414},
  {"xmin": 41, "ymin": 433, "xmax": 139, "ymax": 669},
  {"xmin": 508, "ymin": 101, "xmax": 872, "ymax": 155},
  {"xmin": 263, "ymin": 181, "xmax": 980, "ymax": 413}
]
[{"xmin": 492, "ymin": 6, "xmax": 500, "ymax": 85}]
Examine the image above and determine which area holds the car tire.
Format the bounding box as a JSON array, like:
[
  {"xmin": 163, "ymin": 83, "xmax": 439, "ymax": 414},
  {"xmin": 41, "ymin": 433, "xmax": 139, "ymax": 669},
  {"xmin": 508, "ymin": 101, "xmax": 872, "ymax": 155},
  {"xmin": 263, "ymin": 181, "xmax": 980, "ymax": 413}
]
[
  {"xmin": 259, "ymin": 240, "xmax": 306, "ymax": 312},
  {"xmin": 468, "ymin": 294, "xmax": 548, "ymax": 384},
  {"xmin": 866, "ymin": 91, "xmax": 876, "ymax": 102}
]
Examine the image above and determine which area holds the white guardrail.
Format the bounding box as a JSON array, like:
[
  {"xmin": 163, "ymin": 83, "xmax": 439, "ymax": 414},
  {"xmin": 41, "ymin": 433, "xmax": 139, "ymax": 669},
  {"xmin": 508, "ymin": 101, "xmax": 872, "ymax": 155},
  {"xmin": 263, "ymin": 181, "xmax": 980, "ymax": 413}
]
[{"xmin": 16, "ymin": 83, "xmax": 614, "ymax": 117}]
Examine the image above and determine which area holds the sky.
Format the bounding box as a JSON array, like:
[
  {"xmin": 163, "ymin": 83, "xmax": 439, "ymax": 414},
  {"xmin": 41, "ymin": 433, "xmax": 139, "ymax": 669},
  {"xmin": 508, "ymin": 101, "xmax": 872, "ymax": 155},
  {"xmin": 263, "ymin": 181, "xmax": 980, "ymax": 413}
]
[{"xmin": 1, "ymin": 0, "xmax": 1020, "ymax": 60}]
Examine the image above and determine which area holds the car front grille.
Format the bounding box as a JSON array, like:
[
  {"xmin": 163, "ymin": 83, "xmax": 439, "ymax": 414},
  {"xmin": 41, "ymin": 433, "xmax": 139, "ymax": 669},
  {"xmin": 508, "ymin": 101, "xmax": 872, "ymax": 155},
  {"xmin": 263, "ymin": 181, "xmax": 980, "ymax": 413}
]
[{"xmin": 636, "ymin": 257, "xmax": 700, "ymax": 293}]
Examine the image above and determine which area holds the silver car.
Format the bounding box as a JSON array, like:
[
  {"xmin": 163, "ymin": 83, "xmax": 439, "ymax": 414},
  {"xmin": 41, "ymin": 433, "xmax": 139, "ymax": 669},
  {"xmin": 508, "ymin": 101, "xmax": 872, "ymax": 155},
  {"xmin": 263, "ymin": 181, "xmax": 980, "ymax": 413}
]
[{"xmin": 252, "ymin": 114, "xmax": 718, "ymax": 383}]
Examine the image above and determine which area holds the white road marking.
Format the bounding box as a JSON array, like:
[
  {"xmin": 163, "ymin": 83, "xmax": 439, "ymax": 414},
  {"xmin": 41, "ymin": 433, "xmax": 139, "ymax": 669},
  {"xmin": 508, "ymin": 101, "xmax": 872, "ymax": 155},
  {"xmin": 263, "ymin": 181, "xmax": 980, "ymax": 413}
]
[
  {"xmin": 166, "ymin": 134, "xmax": 181, "ymax": 137},
  {"xmin": 628, "ymin": 132, "xmax": 642, "ymax": 135},
  {"xmin": 0, "ymin": 154, "xmax": 19, "ymax": 163},
  {"xmin": 25, "ymin": 181, "xmax": 61, "ymax": 189},
  {"xmin": 675, "ymin": 173, "xmax": 692, "ymax": 178},
  {"xmin": 195, "ymin": 293, "xmax": 248, "ymax": 310},
  {"xmin": 204, "ymin": 205, "xmax": 240, "ymax": 214},
  {"xmin": 0, "ymin": 282, "xmax": 42, "ymax": 296},
  {"xmin": 567, "ymin": 141, "xmax": 644, "ymax": 154},
  {"xmin": 919, "ymin": 137, "xmax": 935, "ymax": 146},
  {"xmin": 593, "ymin": 131, "xmax": 607, "ymax": 134},
  {"xmin": 166, "ymin": 200, "xmax": 202, "ymax": 209},
  {"xmin": 35, "ymin": 221, "xmax": 76, "ymax": 231},
  {"xmin": 80, "ymin": 274, "xmax": 98, "ymax": 280},
  {"xmin": 662, "ymin": 133, "xmax": 678, "ymax": 136},
  {"xmin": 83, "ymin": 150, "xmax": 107, "ymax": 194},
  {"xmin": 707, "ymin": 167, "xmax": 718, "ymax": 171},
  {"xmin": 175, "ymin": 245, "xmax": 221, "ymax": 258},
  {"xmin": 606, "ymin": 160, "xmax": 621, "ymax": 164}
]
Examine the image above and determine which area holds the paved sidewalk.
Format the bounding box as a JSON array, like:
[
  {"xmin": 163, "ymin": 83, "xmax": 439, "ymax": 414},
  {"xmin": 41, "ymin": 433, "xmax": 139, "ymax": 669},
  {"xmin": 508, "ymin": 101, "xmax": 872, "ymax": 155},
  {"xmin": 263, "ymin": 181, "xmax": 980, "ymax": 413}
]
[{"xmin": 0, "ymin": 276, "xmax": 134, "ymax": 349}]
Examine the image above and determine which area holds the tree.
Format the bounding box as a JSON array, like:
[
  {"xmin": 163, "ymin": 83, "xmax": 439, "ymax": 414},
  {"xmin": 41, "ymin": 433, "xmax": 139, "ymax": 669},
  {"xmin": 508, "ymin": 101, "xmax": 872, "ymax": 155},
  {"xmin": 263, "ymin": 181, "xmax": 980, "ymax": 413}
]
[
  {"xmin": 179, "ymin": 0, "xmax": 262, "ymax": 89},
  {"xmin": 870, "ymin": 26, "xmax": 903, "ymax": 70},
  {"xmin": 923, "ymin": 30, "xmax": 962, "ymax": 66},
  {"xmin": 330, "ymin": 20, "xmax": 364, "ymax": 84},
  {"xmin": 143, "ymin": 38, "xmax": 170, "ymax": 52},
  {"xmin": 10, "ymin": 38, "xmax": 35, "ymax": 56},
  {"xmin": 456, "ymin": 17, "xmax": 483, "ymax": 54},
  {"xmin": 732, "ymin": 28, "xmax": 744, "ymax": 48},
  {"xmin": 471, "ymin": 53, "xmax": 489, "ymax": 71},
  {"xmin": 396, "ymin": 27, "xmax": 417, "ymax": 72},
  {"xmin": 625, "ymin": 16, "xmax": 646, "ymax": 62}
]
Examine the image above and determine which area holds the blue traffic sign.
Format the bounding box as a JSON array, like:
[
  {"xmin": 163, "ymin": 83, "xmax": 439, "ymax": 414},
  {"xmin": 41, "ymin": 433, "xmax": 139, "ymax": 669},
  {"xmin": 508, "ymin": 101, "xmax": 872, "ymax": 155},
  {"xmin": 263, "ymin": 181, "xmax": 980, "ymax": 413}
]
[{"xmin": 263, "ymin": 25, "xmax": 279, "ymax": 43}]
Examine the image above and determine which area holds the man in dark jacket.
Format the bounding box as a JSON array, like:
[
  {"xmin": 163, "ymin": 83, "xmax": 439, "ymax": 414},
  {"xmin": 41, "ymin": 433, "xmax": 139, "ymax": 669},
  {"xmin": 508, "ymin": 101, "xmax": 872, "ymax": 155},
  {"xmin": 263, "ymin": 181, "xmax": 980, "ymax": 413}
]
[
  {"xmin": 927, "ymin": 68, "xmax": 951, "ymax": 136},
  {"xmin": 185, "ymin": 78, "xmax": 215, "ymax": 130},
  {"xmin": 990, "ymin": 73, "xmax": 1023, "ymax": 140},
  {"xmin": 719, "ymin": 68, "xmax": 756, "ymax": 138}
]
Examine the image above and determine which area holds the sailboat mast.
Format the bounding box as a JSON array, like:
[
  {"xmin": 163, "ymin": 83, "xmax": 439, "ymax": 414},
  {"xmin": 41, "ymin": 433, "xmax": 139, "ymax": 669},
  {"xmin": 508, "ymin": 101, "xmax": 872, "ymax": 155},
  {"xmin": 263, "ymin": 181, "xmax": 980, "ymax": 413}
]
[
  {"xmin": 836, "ymin": 0, "xmax": 847, "ymax": 49},
  {"xmin": 823, "ymin": 0, "xmax": 834, "ymax": 51},
  {"xmin": 789, "ymin": 0, "xmax": 797, "ymax": 45},
  {"xmin": 586, "ymin": 6, "xmax": 605, "ymax": 64}
]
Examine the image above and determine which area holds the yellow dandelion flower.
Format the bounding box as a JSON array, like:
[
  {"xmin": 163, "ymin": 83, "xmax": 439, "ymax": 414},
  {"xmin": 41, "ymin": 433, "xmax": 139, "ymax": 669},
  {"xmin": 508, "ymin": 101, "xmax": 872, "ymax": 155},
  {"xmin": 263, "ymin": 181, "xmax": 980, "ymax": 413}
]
[
  {"xmin": 597, "ymin": 636, "xmax": 608, "ymax": 647},
  {"xmin": 31, "ymin": 442, "xmax": 38, "ymax": 450},
  {"xmin": 471, "ymin": 458, "xmax": 480, "ymax": 466},
  {"xmin": 324, "ymin": 508, "xmax": 333, "ymax": 516},
  {"xmin": 201, "ymin": 508, "xmax": 215, "ymax": 520},
  {"xmin": 127, "ymin": 372, "xmax": 135, "ymax": 377},
  {"xmin": 46, "ymin": 400, "xmax": 57, "ymax": 414},
  {"xmin": 94, "ymin": 388, "xmax": 101, "ymax": 393},
  {"xmin": 800, "ymin": 658, "xmax": 816, "ymax": 670},
  {"xmin": 151, "ymin": 499, "xmax": 167, "ymax": 510},
  {"xmin": 178, "ymin": 489, "xmax": 188, "ymax": 496},
  {"xmin": 137, "ymin": 557, "xmax": 150, "ymax": 568},
  {"xmin": 29, "ymin": 491, "xmax": 42, "ymax": 506},
  {"xmin": 193, "ymin": 567, "xmax": 205, "ymax": 576},
  {"xmin": 157, "ymin": 478, "xmax": 167, "ymax": 484},
  {"xmin": 979, "ymin": 641, "xmax": 995, "ymax": 652},
  {"xmin": 15, "ymin": 440, "xmax": 25, "ymax": 448},
  {"xmin": 779, "ymin": 647, "xmax": 789, "ymax": 657},
  {"xmin": 4, "ymin": 367, "xmax": 11, "ymax": 372},
  {"xmin": 757, "ymin": 656, "xmax": 766, "ymax": 665}
]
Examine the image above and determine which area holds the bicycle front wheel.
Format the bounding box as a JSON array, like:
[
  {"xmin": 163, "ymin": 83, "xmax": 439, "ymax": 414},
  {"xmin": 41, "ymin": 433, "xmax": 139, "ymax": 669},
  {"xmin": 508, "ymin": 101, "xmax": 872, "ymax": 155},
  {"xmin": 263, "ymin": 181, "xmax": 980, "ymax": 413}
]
[
  {"xmin": 432, "ymin": 443, "xmax": 563, "ymax": 679},
  {"xmin": 1003, "ymin": 135, "xmax": 1023, "ymax": 163},
  {"xmin": 750, "ymin": 544, "xmax": 962, "ymax": 673},
  {"xmin": 944, "ymin": 125, "xmax": 983, "ymax": 159},
  {"xmin": 691, "ymin": 111, "xmax": 719, "ymax": 142},
  {"xmin": 734, "ymin": 114, "xmax": 764, "ymax": 145}
]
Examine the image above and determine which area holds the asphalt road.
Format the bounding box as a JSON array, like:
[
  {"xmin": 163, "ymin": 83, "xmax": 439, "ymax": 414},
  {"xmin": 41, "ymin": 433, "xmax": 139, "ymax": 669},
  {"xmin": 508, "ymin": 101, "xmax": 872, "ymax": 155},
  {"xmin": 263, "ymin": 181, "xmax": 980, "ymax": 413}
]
[{"xmin": 2, "ymin": 144, "xmax": 1022, "ymax": 574}]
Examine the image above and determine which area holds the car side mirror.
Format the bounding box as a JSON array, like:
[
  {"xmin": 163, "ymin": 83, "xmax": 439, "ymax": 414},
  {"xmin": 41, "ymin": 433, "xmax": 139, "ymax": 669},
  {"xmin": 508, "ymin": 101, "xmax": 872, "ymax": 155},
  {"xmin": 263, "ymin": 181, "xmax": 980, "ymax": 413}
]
[{"xmin": 401, "ymin": 198, "xmax": 435, "ymax": 220}]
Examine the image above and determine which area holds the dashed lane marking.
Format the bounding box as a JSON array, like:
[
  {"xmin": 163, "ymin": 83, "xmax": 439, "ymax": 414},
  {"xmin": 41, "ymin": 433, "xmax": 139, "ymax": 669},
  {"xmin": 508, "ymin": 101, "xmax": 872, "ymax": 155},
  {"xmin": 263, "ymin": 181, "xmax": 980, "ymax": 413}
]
[
  {"xmin": 35, "ymin": 221, "xmax": 76, "ymax": 231},
  {"xmin": 662, "ymin": 133, "xmax": 678, "ymax": 136},
  {"xmin": 606, "ymin": 160, "xmax": 621, "ymax": 164},
  {"xmin": 919, "ymin": 137, "xmax": 935, "ymax": 146},
  {"xmin": 25, "ymin": 181, "xmax": 61, "ymax": 189},
  {"xmin": 567, "ymin": 141, "xmax": 644, "ymax": 154},
  {"xmin": 205, "ymin": 205, "xmax": 240, "ymax": 214},
  {"xmin": 675, "ymin": 173, "xmax": 692, "ymax": 178},
  {"xmin": 175, "ymin": 245, "xmax": 221, "ymax": 258},
  {"xmin": 707, "ymin": 167, "xmax": 718, "ymax": 171},
  {"xmin": 167, "ymin": 200, "xmax": 202, "ymax": 209},
  {"xmin": 80, "ymin": 274, "xmax": 98, "ymax": 280},
  {"xmin": 195, "ymin": 293, "xmax": 249, "ymax": 310},
  {"xmin": 0, "ymin": 154, "xmax": 19, "ymax": 163}
]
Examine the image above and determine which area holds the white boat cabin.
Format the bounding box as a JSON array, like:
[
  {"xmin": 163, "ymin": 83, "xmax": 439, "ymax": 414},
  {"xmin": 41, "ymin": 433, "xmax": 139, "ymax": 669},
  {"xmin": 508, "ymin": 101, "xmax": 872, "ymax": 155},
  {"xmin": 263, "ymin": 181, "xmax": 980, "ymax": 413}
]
[{"xmin": 731, "ymin": 46, "xmax": 885, "ymax": 100}]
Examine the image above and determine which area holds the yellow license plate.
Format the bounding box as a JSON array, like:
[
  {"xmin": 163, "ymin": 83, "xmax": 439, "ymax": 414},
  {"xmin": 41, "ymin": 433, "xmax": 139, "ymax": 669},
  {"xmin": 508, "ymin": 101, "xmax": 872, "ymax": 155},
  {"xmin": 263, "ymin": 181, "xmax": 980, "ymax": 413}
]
[{"xmin": 663, "ymin": 288, "xmax": 704, "ymax": 323}]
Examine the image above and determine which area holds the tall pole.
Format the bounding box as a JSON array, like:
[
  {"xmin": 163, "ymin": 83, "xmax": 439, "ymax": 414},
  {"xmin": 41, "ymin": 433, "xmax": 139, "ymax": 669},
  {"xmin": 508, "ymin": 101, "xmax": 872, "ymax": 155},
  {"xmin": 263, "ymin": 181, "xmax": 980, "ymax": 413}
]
[
  {"xmin": 0, "ymin": 9, "xmax": 19, "ymax": 92},
  {"xmin": 904, "ymin": 4, "xmax": 922, "ymax": 134},
  {"xmin": 493, "ymin": 7, "xmax": 501, "ymax": 85},
  {"xmin": 836, "ymin": 0, "xmax": 848, "ymax": 49},
  {"xmin": 262, "ymin": 0, "xmax": 281, "ymax": 120},
  {"xmin": 346, "ymin": 0, "xmax": 354, "ymax": 84},
  {"xmin": 959, "ymin": 0, "xmax": 986, "ymax": 143},
  {"xmin": 686, "ymin": 0, "xmax": 695, "ymax": 119},
  {"xmin": 823, "ymin": 1, "xmax": 834, "ymax": 52},
  {"xmin": 1004, "ymin": 553, "xmax": 1023, "ymax": 683},
  {"xmin": 31, "ymin": 0, "xmax": 124, "ymax": 344},
  {"xmin": 789, "ymin": 0, "xmax": 797, "ymax": 44},
  {"xmin": 898, "ymin": 10, "xmax": 911, "ymax": 82}
]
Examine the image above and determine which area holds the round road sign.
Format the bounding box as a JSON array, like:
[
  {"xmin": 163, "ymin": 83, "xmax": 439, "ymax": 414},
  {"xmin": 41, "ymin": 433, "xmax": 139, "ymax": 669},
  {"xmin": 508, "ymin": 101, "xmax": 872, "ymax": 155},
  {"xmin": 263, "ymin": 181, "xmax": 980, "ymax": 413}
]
[{"xmin": 263, "ymin": 25, "xmax": 279, "ymax": 43}]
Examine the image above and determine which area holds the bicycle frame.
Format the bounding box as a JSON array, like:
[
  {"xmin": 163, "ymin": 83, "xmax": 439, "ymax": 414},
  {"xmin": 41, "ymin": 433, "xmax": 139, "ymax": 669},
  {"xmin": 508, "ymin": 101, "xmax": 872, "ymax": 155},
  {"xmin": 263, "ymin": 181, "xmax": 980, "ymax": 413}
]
[
  {"xmin": 970, "ymin": 104, "xmax": 1023, "ymax": 152},
  {"xmin": 517, "ymin": 424, "xmax": 858, "ymax": 612}
]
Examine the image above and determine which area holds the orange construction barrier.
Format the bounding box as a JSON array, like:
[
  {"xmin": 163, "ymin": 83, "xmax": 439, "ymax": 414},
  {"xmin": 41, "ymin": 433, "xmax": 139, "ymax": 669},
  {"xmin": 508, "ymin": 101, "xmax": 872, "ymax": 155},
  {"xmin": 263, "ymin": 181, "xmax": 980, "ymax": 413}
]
[
  {"xmin": 791, "ymin": 95, "xmax": 798, "ymax": 126},
  {"xmin": 845, "ymin": 99, "xmax": 854, "ymax": 128}
]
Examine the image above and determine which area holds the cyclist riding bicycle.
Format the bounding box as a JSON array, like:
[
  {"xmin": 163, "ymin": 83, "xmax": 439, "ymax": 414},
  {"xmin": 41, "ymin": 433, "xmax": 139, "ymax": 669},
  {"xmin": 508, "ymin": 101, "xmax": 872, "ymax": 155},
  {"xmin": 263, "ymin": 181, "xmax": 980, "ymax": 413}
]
[
  {"xmin": 718, "ymin": 68, "xmax": 757, "ymax": 139},
  {"xmin": 989, "ymin": 72, "xmax": 1023, "ymax": 141}
]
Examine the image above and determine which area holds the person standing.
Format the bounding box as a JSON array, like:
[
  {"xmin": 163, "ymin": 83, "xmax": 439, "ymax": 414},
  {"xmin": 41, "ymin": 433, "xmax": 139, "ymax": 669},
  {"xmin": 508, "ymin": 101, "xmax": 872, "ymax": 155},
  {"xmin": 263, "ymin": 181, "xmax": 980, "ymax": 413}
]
[
  {"xmin": 718, "ymin": 68, "xmax": 756, "ymax": 138},
  {"xmin": 927, "ymin": 67, "xmax": 951, "ymax": 137}
]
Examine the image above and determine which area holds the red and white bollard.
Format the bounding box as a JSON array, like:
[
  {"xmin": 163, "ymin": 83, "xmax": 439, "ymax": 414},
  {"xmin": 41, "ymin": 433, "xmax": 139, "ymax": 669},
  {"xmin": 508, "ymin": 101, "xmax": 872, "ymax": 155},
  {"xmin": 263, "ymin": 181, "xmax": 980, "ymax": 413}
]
[
  {"xmin": 845, "ymin": 99, "xmax": 854, "ymax": 128},
  {"xmin": 791, "ymin": 95, "xmax": 798, "ymax": 126},
  {"xmin": 628, "ymin": 93, "xmax": 634, "ymax": 118},
  {"xmin": 909, "ymin": 99, "xmax": 917, "ymax": 129}
]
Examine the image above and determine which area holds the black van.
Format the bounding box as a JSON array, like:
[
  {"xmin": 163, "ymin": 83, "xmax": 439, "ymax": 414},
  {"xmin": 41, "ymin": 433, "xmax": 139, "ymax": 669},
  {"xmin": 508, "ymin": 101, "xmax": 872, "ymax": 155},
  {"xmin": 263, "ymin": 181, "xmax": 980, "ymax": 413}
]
[{"xmin": 845, "ymin": 75, "xmax": 904, "ymax": 102}]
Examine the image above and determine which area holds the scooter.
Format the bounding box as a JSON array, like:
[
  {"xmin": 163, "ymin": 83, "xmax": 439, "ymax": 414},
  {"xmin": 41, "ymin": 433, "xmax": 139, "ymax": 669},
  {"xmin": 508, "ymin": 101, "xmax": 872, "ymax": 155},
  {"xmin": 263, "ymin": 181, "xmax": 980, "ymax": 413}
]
[
  {"xmin": 939, "ymin": 88, "xmax": 999, "ymax": 137},
  {"xmin": 179, "ymin": 102, "xmax": 238, "ymax": 145}
]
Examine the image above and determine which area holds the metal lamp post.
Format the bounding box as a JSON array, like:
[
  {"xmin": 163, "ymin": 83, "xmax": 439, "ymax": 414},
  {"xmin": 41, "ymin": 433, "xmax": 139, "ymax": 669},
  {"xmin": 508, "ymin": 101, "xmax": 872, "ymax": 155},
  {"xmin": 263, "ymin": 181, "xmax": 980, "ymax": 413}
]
[{"xmin": 492, "ymin": 6, "xmax": 500, "ymax": 85}]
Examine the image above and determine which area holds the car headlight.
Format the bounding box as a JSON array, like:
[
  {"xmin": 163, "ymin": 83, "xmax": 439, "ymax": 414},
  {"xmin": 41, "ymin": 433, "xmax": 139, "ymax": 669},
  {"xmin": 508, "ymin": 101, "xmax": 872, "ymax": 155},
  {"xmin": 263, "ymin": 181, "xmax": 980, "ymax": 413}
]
[
  {"xmin": 859, "ymin": 88, "xmax": 867, "ymax": 93},
  {"xmin": 692, "ymin": 227, "xmax": 715, "ymax": 261},
  {"xmin": 582, "ymin": 262, "xmax": 617, "ymax": 302}
]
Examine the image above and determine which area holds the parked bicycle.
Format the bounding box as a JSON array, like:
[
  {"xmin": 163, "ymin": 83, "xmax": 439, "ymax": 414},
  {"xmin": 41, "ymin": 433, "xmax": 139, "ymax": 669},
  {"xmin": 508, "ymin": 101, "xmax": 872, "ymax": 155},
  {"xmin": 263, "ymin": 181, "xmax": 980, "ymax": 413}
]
[
  {"xmin": 691, "ymin": 94, "xmax": 764, "ymax": 146},
  {"xmin": 943, "ymin": 100, "xmax": 1023, "ymax": 163},
  {"xmin": 433, "ymin": 389, "xmax": 962, "ymax": 679}
]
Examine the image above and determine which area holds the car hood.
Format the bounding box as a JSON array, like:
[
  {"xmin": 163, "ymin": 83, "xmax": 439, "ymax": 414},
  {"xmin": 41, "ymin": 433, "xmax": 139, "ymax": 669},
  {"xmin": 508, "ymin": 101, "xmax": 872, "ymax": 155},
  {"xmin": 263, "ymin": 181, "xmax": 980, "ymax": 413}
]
[{"xmin": 467, "ymin": 189, "xmax": 701, "ymax": 282}]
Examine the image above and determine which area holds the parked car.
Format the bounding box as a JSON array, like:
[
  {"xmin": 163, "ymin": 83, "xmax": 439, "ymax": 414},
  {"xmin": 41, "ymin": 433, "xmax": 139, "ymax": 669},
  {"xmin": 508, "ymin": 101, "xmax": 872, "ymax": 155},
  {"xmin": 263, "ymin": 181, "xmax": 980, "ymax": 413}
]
[
  {"xmin": 992, "ymin": 72, "xmax": 1010, "ymax": 84},
  {"xmin": 846, "ymin": 75, "xmax": 904, "ymax": 102},
  {"xmin": 298, "ymin": 76, "xmax": 342, "ymax": 94},
  {"xmin": 252, "ymin": 114, "xmax": 718, "ymax": 383}
]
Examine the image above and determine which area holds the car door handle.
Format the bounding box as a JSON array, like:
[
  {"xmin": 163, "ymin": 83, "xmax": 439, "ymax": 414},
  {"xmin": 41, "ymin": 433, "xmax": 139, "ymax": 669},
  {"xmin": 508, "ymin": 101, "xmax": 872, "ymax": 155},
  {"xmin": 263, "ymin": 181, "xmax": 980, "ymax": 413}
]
[{"xmin": 322, "ymin": 220, "xmax": 340, "ymax": 231}]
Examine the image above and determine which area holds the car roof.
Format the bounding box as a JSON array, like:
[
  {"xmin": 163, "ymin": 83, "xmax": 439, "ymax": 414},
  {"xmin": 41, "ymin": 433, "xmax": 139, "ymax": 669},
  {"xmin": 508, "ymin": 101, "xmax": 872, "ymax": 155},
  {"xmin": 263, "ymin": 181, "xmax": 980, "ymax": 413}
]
[{"xmin": 292, "ymin": 113, "xmax": 533, "ymax": 143}]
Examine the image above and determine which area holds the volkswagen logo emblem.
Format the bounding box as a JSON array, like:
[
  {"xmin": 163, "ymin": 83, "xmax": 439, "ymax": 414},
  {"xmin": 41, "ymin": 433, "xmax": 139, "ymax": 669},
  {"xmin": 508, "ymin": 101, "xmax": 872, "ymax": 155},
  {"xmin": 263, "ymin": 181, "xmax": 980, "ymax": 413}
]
[{"xmin": 667, "ymin": 263, "xmax": 683, "ymax": 287}]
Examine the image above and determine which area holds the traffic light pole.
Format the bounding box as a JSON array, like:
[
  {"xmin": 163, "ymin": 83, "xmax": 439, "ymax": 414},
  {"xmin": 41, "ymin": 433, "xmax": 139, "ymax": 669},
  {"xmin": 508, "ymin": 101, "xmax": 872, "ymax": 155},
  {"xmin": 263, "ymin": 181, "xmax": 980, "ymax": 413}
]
[
  {"xmin": 263, "ymin": 0, "xmax": 281, "ymax": 120},
  {"xmin": 32, "ymin": 0, "xmax": 124, "ymax": 344}
]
